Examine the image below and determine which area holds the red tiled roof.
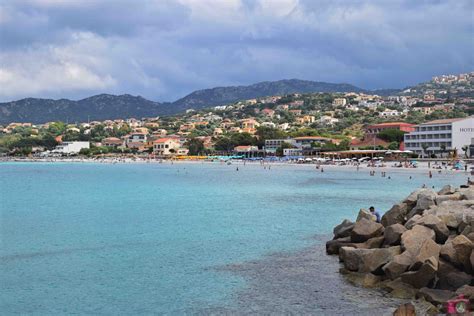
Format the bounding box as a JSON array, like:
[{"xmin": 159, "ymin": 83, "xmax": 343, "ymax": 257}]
[{"xmin": 153, "ymin": 138, "xmax": 177, "ymax": 143}]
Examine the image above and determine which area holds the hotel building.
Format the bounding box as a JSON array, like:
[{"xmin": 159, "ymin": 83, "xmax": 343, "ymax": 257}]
[{"xmin": 404, "ymin": 117, "xmax": 474, "ymax": 157}]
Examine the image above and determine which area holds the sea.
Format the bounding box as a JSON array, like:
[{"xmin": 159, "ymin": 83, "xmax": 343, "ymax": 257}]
[{"xmin": 0, "ymin": 162, "xmax": 468, "ymax": 314}]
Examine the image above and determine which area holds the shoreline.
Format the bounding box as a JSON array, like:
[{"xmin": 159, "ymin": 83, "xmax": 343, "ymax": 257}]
[{"xmin": 1, "ymin": 156, "xmax": 471, "ymax": 173}]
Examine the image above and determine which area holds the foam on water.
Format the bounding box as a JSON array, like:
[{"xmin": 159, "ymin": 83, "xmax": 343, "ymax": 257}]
[{"xmin": 0, "ymin": 162, "xmax": 468, "ymax": 314}]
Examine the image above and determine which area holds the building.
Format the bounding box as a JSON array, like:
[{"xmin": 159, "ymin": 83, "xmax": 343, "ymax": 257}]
[
  {"xmin": 52, "ymin": 141, "xmax": 90, "ymax": 154},
  {"xmin": 332, "ymin": 98, "xmax": 347, "ymax": 106},
  {"xmin": 264, "ymin": 139, "xmax": 295, "ymax": 154},
  {"xmin": 293, "ymin": 136, "xmax": 333, "ymax": 149},
  {"xmin": 379, "ymin": 109, "xmax": 401, "ymax": 117},
  {"xmin": 233, "ymin": 145, "xmax": 261, "ymax": 157},
  {"xmin": 283, "ymin": 148, "xmax": 303, "ymax": 156},
  {"xmin": 365, "ymin": 122, "xmax": 415, "ymax": 137},
  {"xmin": 404, "ymin": 117, "xmax": 474, "ymax": 157},
  {"xmin": 102, "ymin": 137, "xmax": 123, "ymax": 148},
  {"xmin": 350, "ymin": 137, "xmax": 389, "ymax": 150},
  {"xmin": 153, "ymin": 138, "xmax": 188, "ymax": 156}
]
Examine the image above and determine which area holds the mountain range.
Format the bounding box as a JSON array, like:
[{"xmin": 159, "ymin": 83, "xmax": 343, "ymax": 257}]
[{"xmin": 1, "ymin": 79, "xmax": 395, "ymax": 124}]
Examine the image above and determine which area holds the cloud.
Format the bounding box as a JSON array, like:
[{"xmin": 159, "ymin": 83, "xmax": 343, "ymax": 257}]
[{"xmin": 0, "ymin": 0, "xmax": 472, "ymax": 102}]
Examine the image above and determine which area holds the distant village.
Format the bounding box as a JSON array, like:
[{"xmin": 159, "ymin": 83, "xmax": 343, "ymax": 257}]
[{"xmin": 1, "ymin": 72, "xmax": 474, "ymax": 160}]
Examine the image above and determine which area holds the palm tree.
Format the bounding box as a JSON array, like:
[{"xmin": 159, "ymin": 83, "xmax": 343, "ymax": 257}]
[
  {"xmin": 440, "ymin": 144, "xmax": 446, "ymax": 158},
  {"xmin": 462, "ymin": 145, "xmax": 469, "ymax": 158}
]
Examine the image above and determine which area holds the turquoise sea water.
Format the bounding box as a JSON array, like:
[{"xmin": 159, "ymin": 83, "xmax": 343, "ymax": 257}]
[{"xmin": 0, "ymin": 162, "xmax": 468, "ymax": 314}]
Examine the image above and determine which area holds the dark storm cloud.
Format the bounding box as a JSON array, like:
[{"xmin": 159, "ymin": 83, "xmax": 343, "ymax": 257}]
[{"xmin": 0, "ymin": 0, "xmax": 472, "ymax": 101}]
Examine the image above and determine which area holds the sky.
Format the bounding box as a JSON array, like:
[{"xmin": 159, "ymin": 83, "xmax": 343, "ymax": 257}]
[{"xmin": 0, "ymin": 0, "xmax": 473, "ymax": 102}]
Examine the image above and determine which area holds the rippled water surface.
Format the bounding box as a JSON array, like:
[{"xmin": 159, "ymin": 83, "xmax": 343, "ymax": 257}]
[{"xmin": 0, "ymin": 162, "xmax": 467, "ymax": 314}]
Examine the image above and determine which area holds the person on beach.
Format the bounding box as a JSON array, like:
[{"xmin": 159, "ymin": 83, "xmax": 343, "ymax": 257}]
[
  {"xmin": 429, "ymin": 171, "xmax": 432, "ymax": 178},
  {"xmin": 369, "ymin": 206, "xmax": 381, "ymax": 223}
]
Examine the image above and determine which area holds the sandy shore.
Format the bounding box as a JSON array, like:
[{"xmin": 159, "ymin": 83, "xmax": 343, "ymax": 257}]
[{"xmin": 2, "ymin": 156, "xmax": 472, "ymax": 177}]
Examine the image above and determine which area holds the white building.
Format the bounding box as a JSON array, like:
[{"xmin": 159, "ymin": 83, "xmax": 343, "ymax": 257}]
[
  {"xmin": 332, "ymin": 98, "xmax": 347, "ymax": 106},
  {"xmin": 404, "ymin": 117, "xmax": 474, "ymax": 157},
  {"xmin": 53, "ymin": 142, "xmax": 90, "ymax": 154}
]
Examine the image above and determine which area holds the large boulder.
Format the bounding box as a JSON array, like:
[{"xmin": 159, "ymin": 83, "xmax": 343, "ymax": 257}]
[
  {"xmin": 424, "ymin": 200, "xmax": 474, "ymax": 229},
  {"xmin": 416, "ymin": 214, "xmax": 450, "ymax": 244},
  {"xmin": 438, "ymin": 185, "xmax": 456, "ymax": 195},
  {"xmin": 452, "ymin": 235, "xmax": 473, "ymax": 273},
  {"xmin": 343, "ymin": 271, "xmax": 383, "ymax": 288},
  {"xmin": 340, "ymin": 246, "xmax": 401, "ymax": 273},
  {"xmin": 363, "ymin": 236, "xmax": 385, "ymax": 249},
  {"xmin": 401, "ymin": 256, "xmax": 438, "ymax": 289},
  {"xmin": 407, "ymin": 189, "xmax": 437, "ymax": 219},
  {"xmin": 401, "ymin": 225, "xmax": 436, "ymax": 255},
  {"xmin": 333, "ymin": 219, "xmax": 354, "ymax": 239},
  {"xmin": 440, "ymin": 236, "xmax": 457, "ymax": 264},
  {"xmin": 456, "ymin": 285, "xmax": 474, "ymax": 301},
  {"xmin": 404, "ymin": 215, "xmax": 422, "ymax": 230},
  {"xmin": 382, "ymin": 252, "xmax": 413, "ymax": 280},
  {"xmin": 381, "ymin": 203, "xmax": 408, "ymax": 227},
  {"xmin": 383, "ymin": 278, "xmax": 417, "ymax": 299},
  {"xmin": 410, "ymin": 238, "xmax": 441, "ymax": 270},
  {"xmin": 350, "ymin": 218, "xmax": 384, "ymax": 243},
  {"xmin": 440, "ymin": 270, "xmax": 473, "ymax": 290},
  {"xmin": 384, "ymin": 223, "xmax": 407, "ymax": 246},
  {"xmin": 460, "ymin": 187, "xmax": 474, "ymax": 200},
  {"xmin": 326, "ymin": 237, "xmax": 352, "ymax": 255},
  {"xmin": 417, "ymin": 287, "xmax": 455, "ymax": 306},
  {"xmin": 356, "ymin": 209, "xmax": 376, "ymax": 222},
  {"xmin": 436, "ymin": 193, "xmax": 461, "ymax": 204}
]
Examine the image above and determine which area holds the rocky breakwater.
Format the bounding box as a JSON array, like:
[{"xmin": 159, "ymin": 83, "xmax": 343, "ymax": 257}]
[{"xmin": 326, "ymin": 184, "xmax": 474, "ymax": 313}]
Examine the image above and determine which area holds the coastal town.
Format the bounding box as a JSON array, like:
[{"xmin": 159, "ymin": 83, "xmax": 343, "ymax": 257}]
[{"xmin": 1, "ymin": 72, "xmax": 474, "ymax": 164}]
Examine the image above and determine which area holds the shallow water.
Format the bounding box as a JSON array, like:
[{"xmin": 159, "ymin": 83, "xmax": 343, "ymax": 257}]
[{"xmin": 0, "ymin": 162, "xmax": 468, "ymax": 314}]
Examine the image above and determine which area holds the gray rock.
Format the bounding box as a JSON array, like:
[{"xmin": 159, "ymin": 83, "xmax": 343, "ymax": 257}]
[
  {"xmin": 384, "ymin": 224, "xmax": 407, "ymax": 246},
  {"xmin": 410, "ymin": 238, "xmax": 440, "ymax": 271},
  {"xmin": 333, "ymin": 219, "xmax": 354, "ymax": 239},
  {"xmin": 381, "ymin": 203, "xmax": 408, "ymax": 227},
  {"xmin": 341, "ymin": 246, "xmax": 401, "ymax": 273},
  {"xmin": 438, "ymin": 185, "xmax": 456, "ymax": 195},
  {"xmin": 401, "ymin": 256, "xmax": 438, "ymax": 289},
  {"xmin": 382, "ymin": 252, "xmax": 413, "ymax": 280},
  {"xmin": 424, "ymin": 200, "xmax": 474, "ymax": 229},
  {"xmin": 384, "ymin": 278, "xmax": 417, "ymax": 299},
  {"xmin": 350, "ymin": 218, "xmax": 384, "ymax": 243},
  {"xmin": 363, "ymin": 236, "xmax": 385, "ymax": 249},
  {"xmin": 441, "ymin": 270, "xmax": 473, "ymax": 290},
  {"xmin": 401, "ymin": 225, "xmax": 436, "ymax": 255},
  {"xmin": 407, "ymin": 189, "xmax": 437, "ymax": 218},
  {"xmin": 440, "ymin": 237, "xmax": 457, "ymax": 264},
  {"xmin": 460, "ymin": 187, "xmax": 474, "ymax": 200},
  {"xmin": 417, "ymin": 287, "xmax": 455, "ymax": 305},
  {"xmin": 436, "ymin": 193, "xmax": 461, "ymax": 204},
  {"xmin": 405, "ymin": 214, "xmax": 422, "ymax": 230},
  {"xmin": 326, "ymin": 237, "xmax": 352, "ymax": 255},
  {"xmin": 452, "ymin": 235, "xmax": 473, "ymax": 273},
  {"xmin": 456, "ymin": 285, "xmax": 474, "ymax": 300},
  {"xmin": 416, "ymin": 214, "xmax": 450, "ymax": 244},
  {"xmin": 356, "ymin": 209, "xmax": 376, "ymax": 222}
]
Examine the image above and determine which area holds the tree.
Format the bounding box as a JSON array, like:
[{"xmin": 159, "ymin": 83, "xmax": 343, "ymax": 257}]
[
  {"xmin": 388, "ymin": 142, "xmax": 399, "ymax": 150},
  {"xmin": 377, "ymin": 129, "xmax": 406, "ymax": 143},
  {"xmin": 440, "ymin": 144, "xmax": 446, "ymax": 157},
  {"xmin": 421, "ymin": 143, "xmax": 429, "ymax": 158},
  {"xmin": 185, "ymin": 138, "xmax": 204, "ymax": 155},
  {"xmin": 275, "ymin": 142, "xmax": 294, "ymax": 157},
  {"xmin": 462, "ymin": 145, "xmax": 469, "ymax": 158}
]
